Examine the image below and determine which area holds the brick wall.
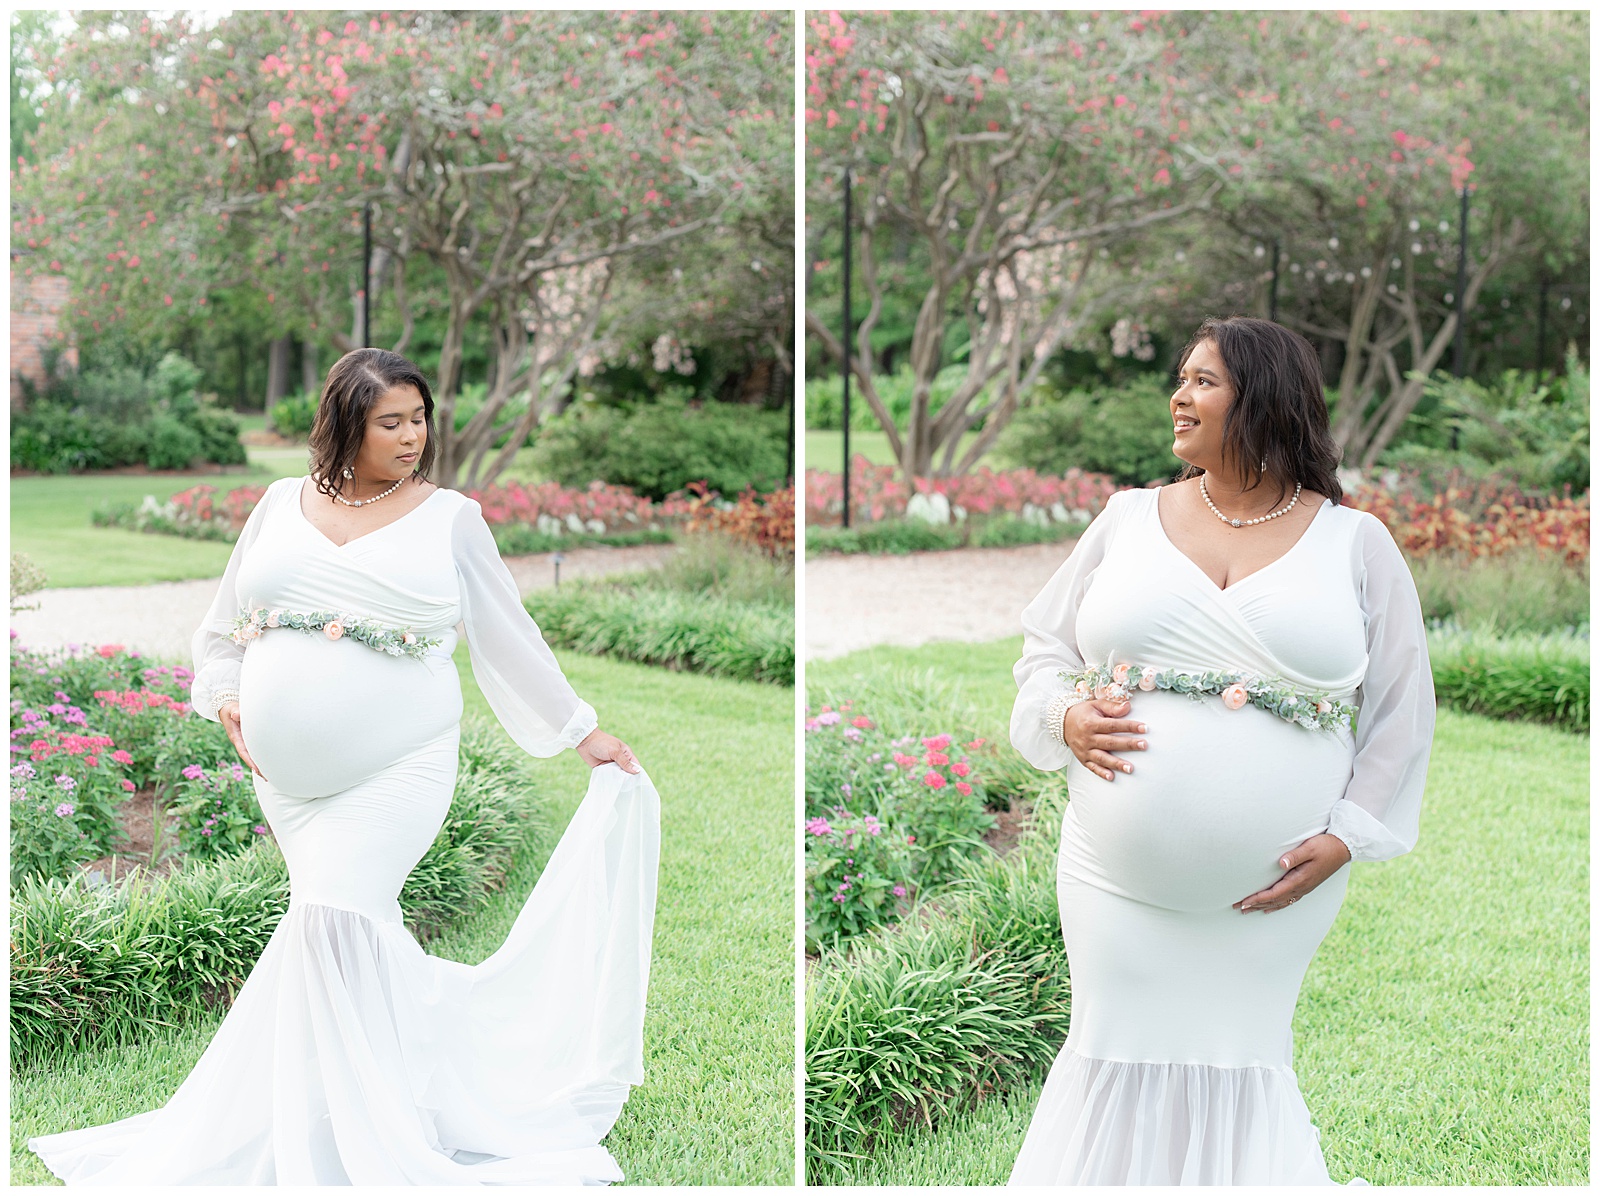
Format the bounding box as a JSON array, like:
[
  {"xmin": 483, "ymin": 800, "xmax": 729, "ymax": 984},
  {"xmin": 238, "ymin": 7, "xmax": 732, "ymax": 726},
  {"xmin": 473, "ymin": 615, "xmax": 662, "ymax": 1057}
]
[{"xmin": 10, "ymin": 263, "xmax": 76, "ymax": 408}]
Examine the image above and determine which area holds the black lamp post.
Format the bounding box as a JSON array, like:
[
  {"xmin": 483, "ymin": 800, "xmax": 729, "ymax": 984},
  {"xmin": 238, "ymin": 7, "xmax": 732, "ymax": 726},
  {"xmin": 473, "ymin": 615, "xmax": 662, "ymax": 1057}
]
[{"xmin": 841, "ymin": 168, "xmax": 853, "ymax": 529}]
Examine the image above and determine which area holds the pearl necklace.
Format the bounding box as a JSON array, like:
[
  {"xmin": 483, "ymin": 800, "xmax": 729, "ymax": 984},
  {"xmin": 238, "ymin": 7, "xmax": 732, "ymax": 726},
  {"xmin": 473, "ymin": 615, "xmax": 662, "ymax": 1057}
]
[
  {"xmin": 333, "ymin": 474, "xmax": 409, "ymax": 508},
  {"xmin": 1200, "ymin": 475, "xmax": 1302, "ymax": 528}
]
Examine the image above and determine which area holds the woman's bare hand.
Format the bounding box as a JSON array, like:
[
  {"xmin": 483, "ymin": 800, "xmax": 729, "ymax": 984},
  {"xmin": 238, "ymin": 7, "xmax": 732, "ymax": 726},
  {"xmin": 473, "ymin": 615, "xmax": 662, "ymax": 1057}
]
[
  {"xmin": 1064, "ymin": 697, "xmax": 1148, "ymax": 782},
  {"xmin": 576, "ymin": 729, "xmax": 642, "ymax": 774},
  {"xmin": 1234, "ymin": 833, "xmax": 1352, "ymax": 913},
  {"xmin": 217, "ymin": 701, "xmax": 266, "ymax": 780}
]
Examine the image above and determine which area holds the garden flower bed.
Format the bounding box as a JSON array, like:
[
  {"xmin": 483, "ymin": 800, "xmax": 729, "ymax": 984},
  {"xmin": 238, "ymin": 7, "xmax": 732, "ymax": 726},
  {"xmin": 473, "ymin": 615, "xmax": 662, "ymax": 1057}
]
[{"xmin": 8, "ymin": 635, "xmax": 553, "ymax": 1066}]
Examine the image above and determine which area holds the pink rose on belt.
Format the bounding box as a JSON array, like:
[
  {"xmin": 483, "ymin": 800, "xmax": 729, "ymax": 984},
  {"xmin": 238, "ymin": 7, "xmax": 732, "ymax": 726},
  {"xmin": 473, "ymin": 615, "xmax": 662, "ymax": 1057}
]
[
  {"xmin": 1221, "ymin": 683, "xmax": 1249, "ymax": 710},
  {"xmin": 324, "ymin": 621, "xmax": 345, "ymax": 641},
  {"xmin": 1138, "ymin": 666, "xmax": 1157, "ymax": 691}
]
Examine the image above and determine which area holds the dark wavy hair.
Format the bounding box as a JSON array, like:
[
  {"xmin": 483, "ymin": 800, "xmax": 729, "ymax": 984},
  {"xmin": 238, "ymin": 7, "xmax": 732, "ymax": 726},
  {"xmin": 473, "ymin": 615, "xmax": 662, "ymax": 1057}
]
[
  {"xmin": 1174, "ymin": 316, "xmax": 1343, "ymax": 504},
  {"xmin": 307, "ymin": 349, "xmax": 439, "ymax": 500}
]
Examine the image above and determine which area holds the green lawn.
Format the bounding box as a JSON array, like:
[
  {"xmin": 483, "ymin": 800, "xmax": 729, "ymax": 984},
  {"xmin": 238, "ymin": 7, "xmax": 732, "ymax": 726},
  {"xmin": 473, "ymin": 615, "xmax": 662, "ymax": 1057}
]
[
  {"xmin": 10, "ymin": 448, "xmax": 306, "ymax": 588},
  {"xmin": 12, "ymin": 646, "xmax": 795, "ymax": 1185},
  {"xmin": 804, "ymin": 428, "xmax": 988, "ymax": 474},
  {"xmin": 808, "ymin": 638, "xmax": 1589, "ymax": 1187}
]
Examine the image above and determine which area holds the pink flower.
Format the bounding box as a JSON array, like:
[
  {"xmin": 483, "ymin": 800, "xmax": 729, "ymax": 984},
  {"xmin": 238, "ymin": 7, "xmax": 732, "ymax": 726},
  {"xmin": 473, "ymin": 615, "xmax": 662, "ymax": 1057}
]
[
  {"xmin": 84, "ymin": 755, "xmax": 98, "ymax": 767},
  {"xmin": 266, "ymin": 610, "xmax": 282, "ymax": 627},
  {"xmin": 403, "ymin": 632, "xmax": 417, "ymax": 645},
  {"xmin": 111, "ymin": 750, "xmax": 132, "ymax": 765},
  {"xmin": 851, "ymin": 716, "xmax": 873, "ymax": 729},
  {"xmin": 921, "ymin": 734, "xmax": 952, "ymax": 751},
  {"xmin": 121, "ymin": 779, "xmax": 136, "ymax": 792},
  {"xmin": 324, "ymin": 621, "xmax": 345, "ymax": 641},
  {"xmin": 182, "ymin": 764, "xmax": 206, "ymax": 780},
  {"xmin": 892, "ymin": 752, "xmax": 917, "ymax": 768},
  {"xmin": 925, "ymin": 751, "xmax": 949, "ymax": 766},
  {"xmin": 237, "ymin": 623, "xmax": 260, "ymax": 642},
  {"xmin": 805, "ymin": 817, "xmax": 833, "ymax": 837},
  {"xmin": 54, "ymin": 802, "xmax": 74, "ymax": 817},
  {"xmin": 1112, "ymin": 662, "xmax": 1131, "ymax": 685},
  {"xmin": 951, "ymin": 761, "xmax": 972, "ymax": 778},
  {"xmin": 923, "ymin": 771, "xmax": 947, "ymax": 789},
  {"xmin": 1221, "ymin": 683, "xmax": 1249, "ymax": 710},
  {"xmin": 1316, "ymin": 700, "xmax": 1332, "ymax": 714},
  {"xmin": 955, "ymin": 781, "xmax": 973, "ymax": 796},
  {"xmin": 892, "ymin": 885, "xmax": 907, "ymax": 898},
  {"xmin": 1139, "ymin": 667, "xmax": 1158, "ymax": 691},
  {"xmin": 97, "ymin": 644, "xmax": 124, "ymax": 658}
]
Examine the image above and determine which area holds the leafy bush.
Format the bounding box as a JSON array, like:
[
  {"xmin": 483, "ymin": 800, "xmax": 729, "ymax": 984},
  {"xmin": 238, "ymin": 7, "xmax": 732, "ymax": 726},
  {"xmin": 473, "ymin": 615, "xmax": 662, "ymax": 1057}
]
[
  {"xmin": 10, "ymin": 765, "xmax": 106, "ymax": 887},
  {"xmin": 489, "ymin": 525, "xmax": 672, "ymax": 556},
  {"xmin": 806, "ymin": 514, "xmax": 1084, "ymax": 556},
  {"xmin": 993, "ymin": 374, "xmax": 1181, "ymax": 487},
  {"xmin": 8, "ymin": 716, "xmax": 549, "ymax": 1065},
  {"xmin": 1386, "ymin": 350, "xmax": 1590, "ymax": 494},
  {"xmin": 169, "ymin": 761, "xmax": 269, "ymax": 862},
  {"xmin": 1427, "ymin": 627, "xmax": 1589, "ymax": 733},
  {"xmin": 9, "ymin": 713, "xmax": 136, "ymax": 874},
  {"xmin": 10, "ymin": 553, "xmax": 48, "ymax": 615},
  {"xmin": 805, "ymin": 365, "xmax": 971, "ymax": 432},
  {"xmin": 1410, "ymin": 549, "xmax": 1589, "ymax": 635},
  {"xmin": 804, "ymin": 808, "xmax": 916, "ymax": 950},
  {"xmin": 11, "ymin": 352, "xmax": 246, "ymax": 473},
  {"xmin": 533, "ymin": 391, "xmax": 789, "ymax": 500},
  {"xmin": 524, "ymin": 585, "xmax": 794, "ymax": 685},
  {"xmin": 269, "ymin": 389, "xmax": 319, "ymax": 438},
  {"xmin": 656, "ymin": 531, "xmax": 795, "ymax": 609}
]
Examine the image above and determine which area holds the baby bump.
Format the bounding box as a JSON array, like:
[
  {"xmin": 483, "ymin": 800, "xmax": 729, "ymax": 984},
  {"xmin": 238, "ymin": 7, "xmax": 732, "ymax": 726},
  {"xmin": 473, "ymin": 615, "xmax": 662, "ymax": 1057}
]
[
  {"xmin": 237, "ymin": 630, "xmax": 462, "ymax": 798},
  {"xmin": 1060, "ymin": 690, "xmax": 1354, "ymax": 911}
]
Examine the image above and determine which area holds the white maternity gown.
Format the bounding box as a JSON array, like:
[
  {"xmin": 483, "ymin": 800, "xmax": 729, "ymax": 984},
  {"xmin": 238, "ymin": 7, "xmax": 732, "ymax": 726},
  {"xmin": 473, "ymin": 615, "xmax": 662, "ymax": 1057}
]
[
  {"xmin": 28, "ymin": 475, "xmax": 661, "ymax": 1186},
  {"xmin": 1007, "ymin": 487, "xmax": 1434, "ymax": 1185}
]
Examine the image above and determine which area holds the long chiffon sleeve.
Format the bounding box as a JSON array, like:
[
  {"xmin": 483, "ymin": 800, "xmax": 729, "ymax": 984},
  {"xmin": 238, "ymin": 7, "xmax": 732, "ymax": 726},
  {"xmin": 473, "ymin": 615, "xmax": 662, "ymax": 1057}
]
[
  {"xmin": 452, "ymin": 498, "xmax": 598, "ymax": 757},
  {"xmin": 190, "ymin": 482, "xmax": 279, "ymax": 723},
  {"xmin": 1324, "ymin": 515, "xmax": 1436, "ymax": 863},
  {"xmin": 1009, "ymin": 491, "xmax": 1130, "ymax": 771}
]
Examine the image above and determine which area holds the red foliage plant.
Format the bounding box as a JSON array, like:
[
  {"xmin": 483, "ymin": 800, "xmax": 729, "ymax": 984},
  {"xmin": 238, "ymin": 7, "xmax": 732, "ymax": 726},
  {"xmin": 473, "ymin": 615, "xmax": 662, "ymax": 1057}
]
[{"xmin": 1343, "ymin": 474, "xmax": 1589, "ymax": 564}]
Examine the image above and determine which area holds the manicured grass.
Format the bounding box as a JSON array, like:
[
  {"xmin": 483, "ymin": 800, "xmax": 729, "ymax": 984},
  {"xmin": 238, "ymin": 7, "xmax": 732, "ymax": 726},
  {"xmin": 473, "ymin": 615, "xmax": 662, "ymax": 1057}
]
[
  {"xmin": 10, "ymin": 448, "xmax": 305, "ymax": 588},
  {"xmin": 807, "ymin": 638, "xmax": 1588, "ymax": 1186},
  {"xmin": 804, "ymin": 428, "xmax": 987, "ymax": 474},
  {"xmin": 12, "ymin": 647, "xmax": 795, "ymax": 1186}
]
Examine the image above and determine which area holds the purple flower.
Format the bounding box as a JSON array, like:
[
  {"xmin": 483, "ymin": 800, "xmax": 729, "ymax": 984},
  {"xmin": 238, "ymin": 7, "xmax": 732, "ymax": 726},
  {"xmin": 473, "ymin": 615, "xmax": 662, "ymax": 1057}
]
[
  {"xmin": 252, "ymin": 825, "xmax": 268, "ymax": 835},
  {"xmin": 842, "ymin": 726, "xmax": 863, "ymax": 741},
  {"xmin": 805, "ymin": 817, "xmax": 833, "ymax": 837},
  {"xmin": 230, "ymin": 763, "xmax": 246, "ymax": 782},
  {"xmin": 55, "ymin": 775, "xmax": 76, "ymax": 792},
  {"xmin": 53, "ymin": 690, "xmax": 69, "ymax": 701},
  {"xmin": 840, "ymin": 783, "xmax": 853, "ymax": 796},
  {"xmin": 893, "ymin": 885, "xmax": 907, "ymax": 898},
  {"xmin": 46, "ymin": 703, "xmax": 66, "ymax": 716},
  {"xmin": 816, "ymin": 710, "xmax": 842, "ymax": 726},
  {"xmin": 11, "ymin": 763, "xmax": 35, "ymax": 780},
  {"xmin": 182, "ymin": 764, "xmax": 206, "ymax": 780},
  {"xmin": 831, "ymin": 894, "xmax": 846, "ymax": 903},
  {"xmin": 200, "ymin": 827, "xmax": 214, "ymax": 836},
  {"xmin": 54, "ymin": 802, "xmax": 74, "ymax": 818}
]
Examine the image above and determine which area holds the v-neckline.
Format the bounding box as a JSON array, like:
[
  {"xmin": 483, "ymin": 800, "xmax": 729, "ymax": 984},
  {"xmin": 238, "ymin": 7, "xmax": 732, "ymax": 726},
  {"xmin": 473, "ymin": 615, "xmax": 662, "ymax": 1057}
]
[
  {"xmin": 295, "ymin": 476, "xmax": 445, "ymax": 550},
  {"xmin": 1151, "ymin": 487, "xmax": 1331, "ymax": 595}
]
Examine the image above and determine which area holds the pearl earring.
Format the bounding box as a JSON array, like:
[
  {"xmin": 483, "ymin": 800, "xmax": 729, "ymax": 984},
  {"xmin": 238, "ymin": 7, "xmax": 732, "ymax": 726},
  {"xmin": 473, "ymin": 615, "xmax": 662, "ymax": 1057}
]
[{"xmin": 342, "ymin": 466, "xmax": 354, "ymax": 479}]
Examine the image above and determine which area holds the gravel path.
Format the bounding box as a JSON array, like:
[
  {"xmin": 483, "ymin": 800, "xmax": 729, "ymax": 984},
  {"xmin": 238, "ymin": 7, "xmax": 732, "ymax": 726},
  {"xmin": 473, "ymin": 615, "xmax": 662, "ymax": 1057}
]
[
  {"xmin": 803, "ymin": 539, "xmax": 1076, "ymax": 661},
  {"xmin": 9, "ymin": 544, "xmax": 675, "ymax": 662}
]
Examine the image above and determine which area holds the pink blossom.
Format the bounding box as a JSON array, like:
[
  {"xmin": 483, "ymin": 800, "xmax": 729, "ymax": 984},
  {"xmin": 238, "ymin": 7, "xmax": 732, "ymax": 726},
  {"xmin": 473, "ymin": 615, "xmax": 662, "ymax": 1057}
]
[
  {"xmin": 892, "ymin": 885, "xmax": 907, "ymax": 898},
  {"xmin": 955, "ymin": 781, "xmax": 973, "ymax": 796},
  {"xmin": 923, "ymin": 771, "xmax": 947, "ymax": 789},
  {"xmin": 951, "ymin": 761, "xmax": 972, "ymax": 778},
  {"xmin": 324, "ymin": 621, "xmax": 345, "ymax": 641}
]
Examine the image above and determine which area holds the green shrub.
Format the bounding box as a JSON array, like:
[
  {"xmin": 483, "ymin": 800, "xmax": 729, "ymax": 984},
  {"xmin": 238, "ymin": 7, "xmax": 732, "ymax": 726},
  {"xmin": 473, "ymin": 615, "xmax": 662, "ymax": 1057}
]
[
  {"xmin": 993, "ymin": 374, "xmax": 1180, "ymax": 487},
  {"xmin": 806, "ymin": 515, "xmax": 1084, "ymax": 557},
  {"xmin": 1409, "ymin": 549, "xmax": 1589, "ymax": 636},
  {"xmin": 658, "ymin": 531, "xmax": 796, "ymax": 609},
  {"xmin": 524, "ymin": 585, "xmax": 794, "ymax": 685},
  {"xmin": 7, "ymin": 716, "xmax": 549, "ymax": 1065},
  {"xmin": 533, "ymin": 391, "xmax": 789, "ymax": 500},
  {"xmin": 144, "ymin": 415, "xmax": 204, "ymax": 470},
  {"xmin": 1427, "ymin": 627, "xmax": 1588, "ymax": 732},
  {"xmin": 489, "ymin": 524, "xmax": 673, "ymax": 556},
  {"xmin": 168, "ymin": 762, "xmax": 268, "ymax": 862},
  {"xmin": 187, "ymin": 405, "xmax": 249, "ymax": 466},
  {"xmin": 804, "ymin": 808, "xmax": 916, "ymax": 951},
  {"xmin": 9, "ymin": 404, "xmax": 109, "ymax": 473},
  {"xmin": 805, "ymin": 365, "xmax": 972, "ymax": 432},
  {"xmin": 270, "ymin": 389, "xmax": 319, "ymax": 438}
]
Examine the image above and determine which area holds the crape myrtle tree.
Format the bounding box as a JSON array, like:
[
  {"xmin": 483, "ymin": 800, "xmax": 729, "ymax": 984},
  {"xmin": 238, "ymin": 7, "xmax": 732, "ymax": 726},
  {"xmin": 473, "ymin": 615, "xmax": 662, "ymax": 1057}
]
[
  {"xmin": 14, "ymin": 9, "xmax": 792, "ymax": 488},
  {"xmin": 803, "ymin": 10, "xmax": 1246, "ymax": 478},
  {"xmin": 1194, "ymin": 9, "xmax": 1589, "ymax": 468}
]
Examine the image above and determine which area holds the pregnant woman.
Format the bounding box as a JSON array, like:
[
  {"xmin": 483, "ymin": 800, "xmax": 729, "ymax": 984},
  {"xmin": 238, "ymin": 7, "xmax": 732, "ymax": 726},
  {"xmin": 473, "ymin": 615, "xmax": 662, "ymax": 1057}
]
[
  {"xmin": 1007, "ymin": 317, "xmax": 1434, "ymax": 1185},
  {"xmin": 29, "ymin": 349, "xmax": 661, "ymax": 1186}
]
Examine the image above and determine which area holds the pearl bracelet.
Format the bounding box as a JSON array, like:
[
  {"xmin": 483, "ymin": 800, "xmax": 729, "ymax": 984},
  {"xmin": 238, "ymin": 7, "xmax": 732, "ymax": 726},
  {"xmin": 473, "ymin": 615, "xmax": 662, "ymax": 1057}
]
[{"xmin": 1044, "ymin": 690, "xmax": 1090, "ymax": 745}]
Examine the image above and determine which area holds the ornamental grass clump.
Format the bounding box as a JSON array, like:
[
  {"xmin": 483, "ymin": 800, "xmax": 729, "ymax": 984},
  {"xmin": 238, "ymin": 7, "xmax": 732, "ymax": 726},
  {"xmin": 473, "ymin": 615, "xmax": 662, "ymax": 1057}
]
[{"xmin": 1426, "ymin": 626, "xmax": 1589, "ymax": 733}]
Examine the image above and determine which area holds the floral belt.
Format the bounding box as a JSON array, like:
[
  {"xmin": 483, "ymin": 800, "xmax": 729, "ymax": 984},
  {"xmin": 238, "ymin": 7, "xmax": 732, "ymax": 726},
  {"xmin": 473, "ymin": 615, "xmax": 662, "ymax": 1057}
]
[
  {"xmin": 230, "ymin": 606, "xmax": 442, "ymax": 661},
  {"xmin": 1058, "ymin": 656, "xmax": 1354, "ymax": 732}
]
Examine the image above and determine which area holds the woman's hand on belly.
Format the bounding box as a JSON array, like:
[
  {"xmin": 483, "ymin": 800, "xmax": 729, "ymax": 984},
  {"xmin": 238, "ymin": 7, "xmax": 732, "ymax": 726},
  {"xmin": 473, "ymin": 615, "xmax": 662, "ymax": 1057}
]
[
  {"xmin": 1234, "ymin": 832, "xmax": 1352, "ymax": 913},
  {"xmin": 217, "ymin": 700, "xmax": 267, "ymax": 782},
  {"xmin": 1063, "ymin": 697, "xmax": 1149, "ymax": 782}
]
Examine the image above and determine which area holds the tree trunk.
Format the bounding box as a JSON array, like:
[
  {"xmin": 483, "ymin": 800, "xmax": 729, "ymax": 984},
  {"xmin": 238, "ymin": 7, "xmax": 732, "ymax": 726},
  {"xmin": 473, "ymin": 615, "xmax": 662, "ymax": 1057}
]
[
  {"xmin": 265, "ymin": 335, "xmax": 293, "ymax": 409},
  {"xmin": 300, "ymin": 337, "xmax": 320, "ymax": 397}
]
